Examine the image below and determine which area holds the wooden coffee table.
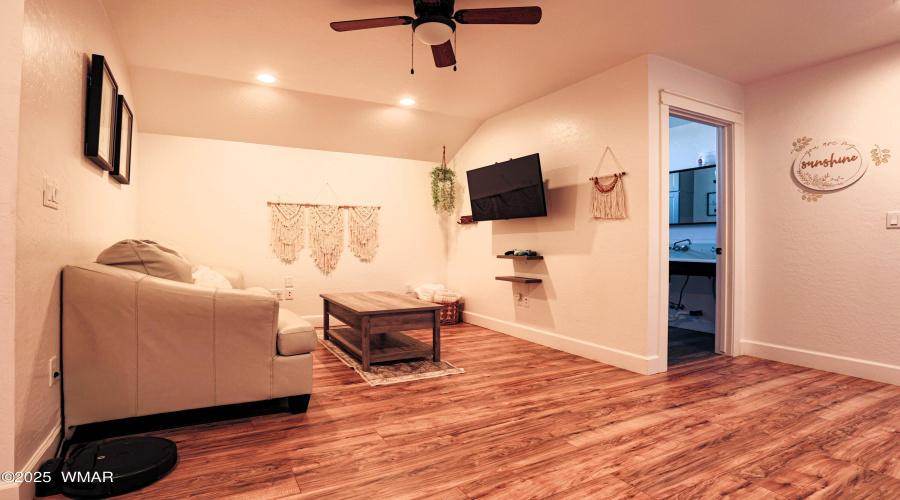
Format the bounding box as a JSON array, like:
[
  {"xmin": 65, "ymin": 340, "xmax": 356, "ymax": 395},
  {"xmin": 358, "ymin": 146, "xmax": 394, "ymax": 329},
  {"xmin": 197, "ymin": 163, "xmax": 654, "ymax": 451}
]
[{"xmin": 320, "ymin": 291, "xmax": 443, "ymax": 372}]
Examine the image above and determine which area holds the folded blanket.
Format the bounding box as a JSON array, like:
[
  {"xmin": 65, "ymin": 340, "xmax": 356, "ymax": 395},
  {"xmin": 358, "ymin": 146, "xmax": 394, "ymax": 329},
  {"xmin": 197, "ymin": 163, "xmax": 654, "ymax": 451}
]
[{"xmin": 414, "ymin": 283, "xmax": 445, "ymax": 302}]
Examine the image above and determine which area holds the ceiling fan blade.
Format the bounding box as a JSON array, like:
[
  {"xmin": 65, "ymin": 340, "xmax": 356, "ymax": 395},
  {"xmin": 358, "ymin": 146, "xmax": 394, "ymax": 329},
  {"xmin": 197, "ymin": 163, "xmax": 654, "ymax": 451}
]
[
  {"xmin": 431, "ymin": 40, "xmax": 456, "ymax": 68},
  {"xmin": 454, "ymin": 7, "xmax": 542, "ymax": 25},
  {"xmin": 330, "ymin": 16, "xmax": 414, "ymax": 32}
]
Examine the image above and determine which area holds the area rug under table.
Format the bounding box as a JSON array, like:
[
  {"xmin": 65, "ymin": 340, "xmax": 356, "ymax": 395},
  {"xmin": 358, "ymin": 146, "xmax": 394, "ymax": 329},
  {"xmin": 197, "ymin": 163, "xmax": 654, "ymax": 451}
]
[{"xmin": 317, "ymin": 331, "xmax": 465, "ymax": 386}]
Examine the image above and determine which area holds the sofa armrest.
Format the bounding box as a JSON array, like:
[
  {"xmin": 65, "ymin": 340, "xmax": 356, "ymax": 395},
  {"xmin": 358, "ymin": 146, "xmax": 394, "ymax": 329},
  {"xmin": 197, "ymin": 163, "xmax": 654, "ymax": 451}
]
[
  {"xmin": 276, "ymin": 309, "xmax": 318, "ymax": 355},
  {"xmin": 211, "ymin": 266, "xmax": 244, "ymax": 290}
]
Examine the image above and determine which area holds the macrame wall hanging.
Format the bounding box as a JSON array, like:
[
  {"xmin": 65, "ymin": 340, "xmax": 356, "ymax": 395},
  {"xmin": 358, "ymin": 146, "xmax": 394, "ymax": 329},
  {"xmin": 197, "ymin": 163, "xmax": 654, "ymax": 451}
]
[
  {"xmin": 308, "ymin": 204, "xmax": 345, "ymax": 276},
  {"xmin": 589, "ymin": 147, "xmax": 628, "ymax": 219},
  {"xmin": 430, "ymin": 146, "xmax": 456, "ymax": 214},
  {"xmin": 269, "ymin": 203, "xmax": 306, "ymax": 263},
  {"xmin": 348, "ymin": 206, "xmax": 379, "ymax": 262},
  {"xmin": 267, "ymin": 180, "xmax": 381, "ymax": 274}
]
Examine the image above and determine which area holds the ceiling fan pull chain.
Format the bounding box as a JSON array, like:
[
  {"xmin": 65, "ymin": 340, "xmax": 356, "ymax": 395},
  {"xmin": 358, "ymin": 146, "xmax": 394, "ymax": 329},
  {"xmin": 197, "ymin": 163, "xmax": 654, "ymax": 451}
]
[
  {"xmin": 453, "ymin": 30, "xmax": 458, "ymax": 72},
  {"xmin": 410, "ymin": 30, "xmax": 415, "ymax": 75}
]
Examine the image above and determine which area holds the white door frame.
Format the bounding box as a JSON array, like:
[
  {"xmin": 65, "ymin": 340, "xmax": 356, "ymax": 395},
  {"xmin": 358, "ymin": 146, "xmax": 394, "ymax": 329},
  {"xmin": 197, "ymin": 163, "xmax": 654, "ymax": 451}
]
[{"xmin": 656, "ymin": 90, "xmax": 745, "ymax": 370}]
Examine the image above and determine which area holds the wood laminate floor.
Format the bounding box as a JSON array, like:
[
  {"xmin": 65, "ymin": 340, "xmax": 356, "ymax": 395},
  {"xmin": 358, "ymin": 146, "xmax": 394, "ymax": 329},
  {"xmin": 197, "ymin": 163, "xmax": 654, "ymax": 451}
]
[{"xmin": 50, "ymin": 323, "xmax": 900, "ymax": 499}]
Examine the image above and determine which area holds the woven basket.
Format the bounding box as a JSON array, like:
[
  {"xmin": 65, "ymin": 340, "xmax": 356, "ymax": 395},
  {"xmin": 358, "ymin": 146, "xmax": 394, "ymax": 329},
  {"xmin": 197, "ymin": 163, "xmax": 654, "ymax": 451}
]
[
  {"xmin": 432, "ymin": 290, "xmax": 462, "ymax": 325},
  {"xmin": 437, "ymin": 300, "xmax": 461, "ymax": 325}
]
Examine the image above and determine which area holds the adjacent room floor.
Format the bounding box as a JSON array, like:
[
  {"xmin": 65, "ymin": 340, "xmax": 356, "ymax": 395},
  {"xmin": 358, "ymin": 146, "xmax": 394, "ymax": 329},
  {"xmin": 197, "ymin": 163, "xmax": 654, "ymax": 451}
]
[
  {"xmin": 668, "ymin": 326, "xmax": 718, "ymax": 367},
  {"xmin": 50, "ymin": 324, "xmax": 900, "ymax": 499}
]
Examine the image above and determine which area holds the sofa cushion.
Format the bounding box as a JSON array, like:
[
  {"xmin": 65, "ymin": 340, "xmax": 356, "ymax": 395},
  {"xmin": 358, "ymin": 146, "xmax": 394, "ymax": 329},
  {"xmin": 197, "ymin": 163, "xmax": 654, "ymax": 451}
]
[
  {"xmin": 277, "ymin": 309, "xmax": 318, "ymax": 356},
  {"xmin": 97, "ymin": 240, "xmax": 192, "ymax": 283},
  {"xmin": 244, "ymin": 287, "xmax": 272, "ymax": 295}
]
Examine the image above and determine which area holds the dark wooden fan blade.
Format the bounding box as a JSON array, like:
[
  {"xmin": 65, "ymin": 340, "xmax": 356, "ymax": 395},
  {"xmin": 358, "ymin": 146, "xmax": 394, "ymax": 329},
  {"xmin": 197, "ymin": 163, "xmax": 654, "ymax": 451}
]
[
  {"xmin": 431, "ymin": 40, "xmax": 456, "ymax": 68},
  {"xmin": 330, "ymin": 16, "xmax": 414, "ymax": 32},
  {"xmin": 454, "ymin": 7, "xmax": 542, "ymax": 24}
]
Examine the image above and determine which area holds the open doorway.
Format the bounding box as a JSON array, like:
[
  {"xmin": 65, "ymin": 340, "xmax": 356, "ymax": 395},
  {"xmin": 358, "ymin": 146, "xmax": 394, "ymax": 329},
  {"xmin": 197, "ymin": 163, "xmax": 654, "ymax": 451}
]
[
  {"xmin": 655, "ymin": 90, "xmax": 743, "ymax": 374},
  {"xmin": 667, "ymin": 116, "xmax": 721, "ymax": 367}
]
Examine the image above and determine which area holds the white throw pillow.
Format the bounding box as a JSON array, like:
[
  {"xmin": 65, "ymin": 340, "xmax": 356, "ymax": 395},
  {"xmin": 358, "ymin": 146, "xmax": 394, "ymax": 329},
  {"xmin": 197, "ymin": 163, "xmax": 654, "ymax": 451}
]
[{"xmin": 192, "ymin": 265, "xmax": 233, "ymax": 289}]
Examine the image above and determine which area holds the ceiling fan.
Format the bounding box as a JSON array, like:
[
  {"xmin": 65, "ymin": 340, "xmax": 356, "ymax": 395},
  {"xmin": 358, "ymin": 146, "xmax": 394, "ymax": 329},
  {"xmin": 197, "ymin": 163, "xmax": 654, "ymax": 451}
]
[{"xmin": 330, "ymin": 0, "xmax": 542, "ymax": 69}]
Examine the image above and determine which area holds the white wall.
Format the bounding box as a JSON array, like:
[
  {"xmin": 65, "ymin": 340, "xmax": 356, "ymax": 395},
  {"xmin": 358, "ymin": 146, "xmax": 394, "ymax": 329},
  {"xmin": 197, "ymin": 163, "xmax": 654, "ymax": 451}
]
[
  {"xmin": 447, "ymin": 56, "xmax": 653, "ymax": 373},
  {"xmin": 136, "ymin": 134, "xmax": 448, "ymax": 321},
  {"xmin": 15, "ymin": 0, "xmax": 139, "ymax": 483},
  {"xmin": 669, "ymin": 120, "xmax": 717, "ymax": 172},
  {"xmin": 0, "ymin": 2, "xmax": 24, "ymax": 499},
  {"xmin": 743, "ymin": 42, "xmax": 900, "ymax": 384}
]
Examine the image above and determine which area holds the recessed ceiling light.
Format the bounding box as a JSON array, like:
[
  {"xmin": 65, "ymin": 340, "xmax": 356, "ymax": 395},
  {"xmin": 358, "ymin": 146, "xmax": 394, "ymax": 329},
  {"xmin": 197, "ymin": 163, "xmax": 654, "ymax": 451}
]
[
  {"xmin": 257, "ymin": 74, "xmax": 276, "ymax": 83},
  {"xmin": 399, "ymin": 98, "xmax": 416, "ymax": 106}
]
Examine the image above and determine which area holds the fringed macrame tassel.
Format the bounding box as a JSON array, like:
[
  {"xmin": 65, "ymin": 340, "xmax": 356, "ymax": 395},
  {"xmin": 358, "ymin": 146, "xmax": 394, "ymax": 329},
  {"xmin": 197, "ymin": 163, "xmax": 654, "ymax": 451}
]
[
  {"xmin": 309, "ymin": 205, "xmax": 344, "ymax": 276},
  {"xmin": 591, "ymin": 175, "xmax": 627, "ymax": 219},
  {"xmin": 348, "ymin": 206, "xmax": 379, "ymax": 262},
  {"xmin": 270, "ymin": 204, "xmax": 306, "ymax": 263}
]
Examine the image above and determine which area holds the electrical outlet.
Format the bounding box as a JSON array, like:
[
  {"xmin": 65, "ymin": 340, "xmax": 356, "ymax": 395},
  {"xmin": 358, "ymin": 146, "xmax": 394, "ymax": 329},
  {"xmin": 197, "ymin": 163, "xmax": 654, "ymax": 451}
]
[
  {"xmin": 49, "ymin": 356, "xmax": 60, "ymax": 387},
  {"xmin": 284, "ymin": 287, "xmax": 294, "ymax": 300},
  {"xmin": 523, "ymin": 296, "xmax": 530, "ymax": 308}
]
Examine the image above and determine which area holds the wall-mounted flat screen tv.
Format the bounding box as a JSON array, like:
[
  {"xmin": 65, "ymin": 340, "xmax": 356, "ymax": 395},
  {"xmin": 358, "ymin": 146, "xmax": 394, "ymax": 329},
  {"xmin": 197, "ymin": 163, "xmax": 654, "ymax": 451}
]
[{"xmin": 466, "ymin": 153, "xmax": 547, "ymax": 222}]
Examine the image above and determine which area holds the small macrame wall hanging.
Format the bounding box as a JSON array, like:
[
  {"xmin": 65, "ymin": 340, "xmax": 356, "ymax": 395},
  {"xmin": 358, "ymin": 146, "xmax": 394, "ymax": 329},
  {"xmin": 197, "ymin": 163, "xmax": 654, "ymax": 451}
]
[
  {"xmin": 589, "ymin": 147, "xmax": 628, "ymax": 219},
  {"xmin": 348, "ymin": 206, "xmax": 379, "ymax": 262},
  {"xmin": 269, "ymin": 203, "xmax": 306, "ymax": 263},
  {"xmin": 309, "ymin": 204, "xmax": 344, "ymax": 276},
  {"xmin": 430, "ymin": 146, "xmax": 456, "ymax": 214}
]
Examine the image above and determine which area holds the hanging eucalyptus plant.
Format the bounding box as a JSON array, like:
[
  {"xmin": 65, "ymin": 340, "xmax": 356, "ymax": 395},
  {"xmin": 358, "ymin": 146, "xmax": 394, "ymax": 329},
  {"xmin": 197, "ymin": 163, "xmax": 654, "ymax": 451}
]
[{"xmin": 430, "ymin": 146, "xmax": 456, "ymax": 214}]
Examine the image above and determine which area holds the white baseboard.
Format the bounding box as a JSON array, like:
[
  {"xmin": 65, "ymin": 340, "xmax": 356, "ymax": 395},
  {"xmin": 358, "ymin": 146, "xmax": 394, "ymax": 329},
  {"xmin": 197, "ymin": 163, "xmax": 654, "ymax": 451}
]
[
  {"xmin": 742, "ymin": 340, "xmax": 900, "ymax": 386},
  {"xmin": 9, "ymin": 422, "xmax": 60, "ymax": 500},
  {"xmin": 463, "ymin": 311, "xmax": 654, "ymax": 374}
]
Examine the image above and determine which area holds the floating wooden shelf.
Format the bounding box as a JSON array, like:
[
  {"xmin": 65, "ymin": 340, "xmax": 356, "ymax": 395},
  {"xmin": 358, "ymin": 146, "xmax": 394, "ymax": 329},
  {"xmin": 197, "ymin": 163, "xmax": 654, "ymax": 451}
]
[
  {"xmin": 496, "ymin": 254, "xmax": 543, "ymax": 260},
  {"xmin": 495, "ymin": 276, "xmax": 543, "ymax": 284}
]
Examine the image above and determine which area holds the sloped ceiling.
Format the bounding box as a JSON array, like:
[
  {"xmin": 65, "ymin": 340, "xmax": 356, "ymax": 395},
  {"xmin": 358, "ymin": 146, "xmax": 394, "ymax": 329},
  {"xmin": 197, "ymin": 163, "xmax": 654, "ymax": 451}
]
[{"xmin": 103, "ymin": 0, "xmax": 900, "ymax": 161}]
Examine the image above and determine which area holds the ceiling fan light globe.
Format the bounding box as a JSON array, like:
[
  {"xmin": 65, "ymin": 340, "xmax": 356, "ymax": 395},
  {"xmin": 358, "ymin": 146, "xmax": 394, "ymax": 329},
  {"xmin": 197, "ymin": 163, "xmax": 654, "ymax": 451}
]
[{"xmin": 414, "ymin": 22, "xmax": 453, "ymax": 45}]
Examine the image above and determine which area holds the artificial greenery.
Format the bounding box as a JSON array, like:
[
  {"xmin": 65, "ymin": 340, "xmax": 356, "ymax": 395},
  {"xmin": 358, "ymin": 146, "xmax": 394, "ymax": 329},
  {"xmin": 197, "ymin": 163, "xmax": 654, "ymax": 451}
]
[{"xmin": 430, "ymin": 164, "xmax": 456, "ymax": 214}]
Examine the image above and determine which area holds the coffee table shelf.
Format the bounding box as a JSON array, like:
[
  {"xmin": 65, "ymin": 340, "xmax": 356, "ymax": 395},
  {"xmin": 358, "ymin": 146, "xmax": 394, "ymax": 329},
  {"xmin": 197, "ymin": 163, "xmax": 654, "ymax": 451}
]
[{"xmin": 327, "ymin": 328, "xmax": 434, "ymax": 364}]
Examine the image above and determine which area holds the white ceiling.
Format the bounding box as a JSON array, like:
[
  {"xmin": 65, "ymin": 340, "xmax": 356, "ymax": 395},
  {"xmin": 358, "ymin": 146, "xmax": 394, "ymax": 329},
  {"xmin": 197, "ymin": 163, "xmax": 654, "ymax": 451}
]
[{"xmin": 102, "ymin": 0, "xmax": 900, "ymax": 159}]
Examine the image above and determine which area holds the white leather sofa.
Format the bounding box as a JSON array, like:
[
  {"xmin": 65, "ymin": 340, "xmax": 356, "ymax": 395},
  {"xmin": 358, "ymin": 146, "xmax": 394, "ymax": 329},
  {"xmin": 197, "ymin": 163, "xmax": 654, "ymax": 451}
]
[{"xmin": 62, "ymin": 262, "xmax": 317, "ymax": 428}]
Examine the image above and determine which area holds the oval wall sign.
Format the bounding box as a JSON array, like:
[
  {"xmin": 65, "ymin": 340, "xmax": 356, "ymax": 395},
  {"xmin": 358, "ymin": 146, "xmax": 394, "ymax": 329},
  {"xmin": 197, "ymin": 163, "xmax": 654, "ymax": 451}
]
[{"xmin": 793, "ymin": 138, "xmax": 868, "ymax": 192}]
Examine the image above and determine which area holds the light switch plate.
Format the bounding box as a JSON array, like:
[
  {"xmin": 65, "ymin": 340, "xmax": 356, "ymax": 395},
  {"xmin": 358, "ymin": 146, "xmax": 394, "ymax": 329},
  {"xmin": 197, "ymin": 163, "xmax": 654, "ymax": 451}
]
[
  {"xmin": 285, "ymin": 276, "xmax": 294, "ymax": 287},
  {"xmin": 887, "ymin": 212, "xmax": 900, "ymax": 229},
  {"xmin": 42, "ymin": 177, "xmax": 59, "ymax": 210}
]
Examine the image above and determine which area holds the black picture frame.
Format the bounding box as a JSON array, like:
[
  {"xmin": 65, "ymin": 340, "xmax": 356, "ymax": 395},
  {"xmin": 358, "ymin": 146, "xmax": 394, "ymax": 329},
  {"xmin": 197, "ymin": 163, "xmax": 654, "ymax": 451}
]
[
  {"xmin": 707, "ymin": 192, "xmax": 717, "ymax": 217},
  {"xmin": 84, "ymin": 54, "xmax": 118, "ymax": 171},
  {"xmin": 112, "ymin": 96, "xmax": 133, "ymax": 185}
]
